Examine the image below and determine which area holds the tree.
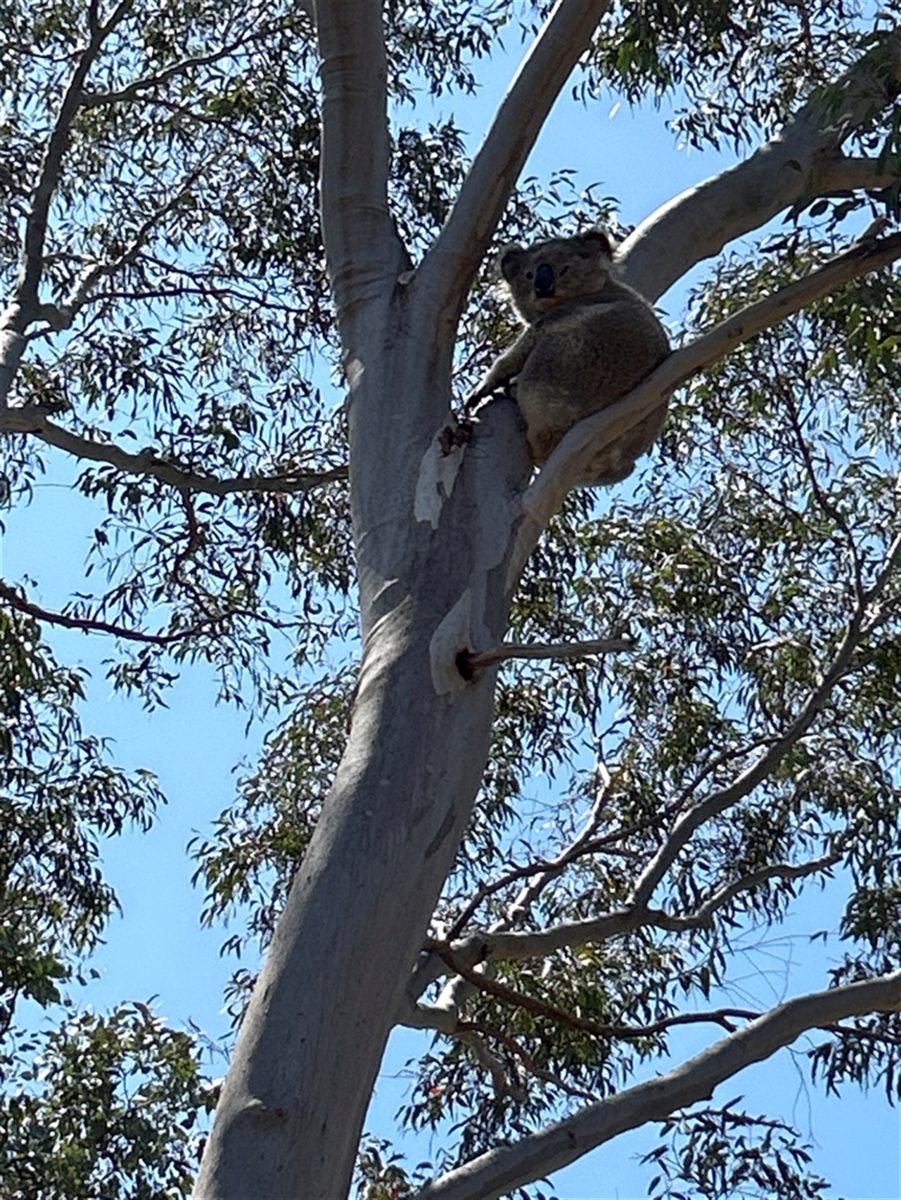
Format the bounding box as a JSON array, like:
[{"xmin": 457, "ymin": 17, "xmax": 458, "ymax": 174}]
[{"xmin": 1, "ymin": 1, "xmax": 900, "ymax": 1198}]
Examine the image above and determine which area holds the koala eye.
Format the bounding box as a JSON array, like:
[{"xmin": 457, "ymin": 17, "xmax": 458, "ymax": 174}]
[
  {"xmin": 559, "ymin": 265, "xmax": 570, "ymax": 275},
  {"xmin": 525, "ymin": 271, "xmax": 534, "ymax": 280}
]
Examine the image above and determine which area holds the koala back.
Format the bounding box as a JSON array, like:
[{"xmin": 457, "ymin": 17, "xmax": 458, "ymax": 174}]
[{"xmin": 517, "ymin": 291, "xmax": 670, "ymax": 484}]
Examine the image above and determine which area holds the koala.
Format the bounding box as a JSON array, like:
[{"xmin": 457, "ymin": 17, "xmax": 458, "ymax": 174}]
[{"xmin": 466, "ymin": 229, "xmax": 670, "ymax": 486}]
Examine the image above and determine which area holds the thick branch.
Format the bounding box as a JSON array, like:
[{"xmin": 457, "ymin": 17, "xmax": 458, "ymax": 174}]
[
  {"xmin": 509, "ymin": 231, "xmax": 901, "ymax": 574},
  {"xmin": 620, "ymin": 26, "xmax": 901, "ymax": 300},
  {"xmin": 417, "ymin": 0, "xmax": 613, "ymax": 321},
  {"xmin": 0, "ymin": 406, "xmax": 346, "ymax": 493},
  {"xmin": 413, "ymin": 972, "xmax": 901, "ymax": 1200},
  {"xmin": 315, "ymin": 0, "xmax": 402, "ymax": 332},
  {"xmin": 478, "ymin": 855, "xmax": 838, "ymax": 963}
]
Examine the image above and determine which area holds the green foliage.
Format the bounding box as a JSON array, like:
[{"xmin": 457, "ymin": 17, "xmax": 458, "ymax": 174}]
[
  {"xmin": 1, "ymin": 0, "xmax": 901, "ymax": 1195},
  {"xmin": 643, "ymin": 1107, "xmax": 830, "ymax": 1199},
  {"xmin": 393, "ymin": 241, "xmax": 901, "ymax": 1169},
  {"xmin": 0, "ymin": 607, "xmax": 162, "ymax": 1017},
  {"xmin": 0, "ymin": 1002, "xmax": 215, "ymax": 1199}
]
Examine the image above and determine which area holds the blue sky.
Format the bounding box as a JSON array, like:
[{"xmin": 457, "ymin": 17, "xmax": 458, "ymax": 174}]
[{"xmin": 3, "ymin": 22, "xmax": 901, "ymax": 1200}]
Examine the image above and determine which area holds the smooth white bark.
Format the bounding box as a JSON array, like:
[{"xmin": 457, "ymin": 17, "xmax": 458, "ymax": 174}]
[
  {"xmin": 413, "ymin": 973, "xmax": 901, "ymax": 1200},
  {"xmin": 620, "ymin": 25, "xmax": 901, "ymax": 300}
]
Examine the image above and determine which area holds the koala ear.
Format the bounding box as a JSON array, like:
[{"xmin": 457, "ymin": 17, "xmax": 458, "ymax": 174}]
[
  {"xmin": 497, "ymin": 243, "xmax": 525, "ymax": 279},
  {"xmin": 578, "ymin": 229, "xmax": 613, "ymax": 259}
]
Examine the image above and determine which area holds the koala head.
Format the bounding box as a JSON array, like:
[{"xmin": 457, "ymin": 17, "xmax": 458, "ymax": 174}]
[{"xmin": 497, "ymin": 229, "xmax": 614, "ymax": 323}]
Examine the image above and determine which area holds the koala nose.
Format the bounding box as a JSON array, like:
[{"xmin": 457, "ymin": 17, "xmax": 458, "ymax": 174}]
[{"xmin": 534, "ymin": 263, "xmax": 555, "ymax": 296}]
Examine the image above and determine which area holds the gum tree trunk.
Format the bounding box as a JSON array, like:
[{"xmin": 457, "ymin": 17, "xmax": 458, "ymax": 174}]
[{"xmin": 194, "ymin": 3, "xmax": 901, "ymax": 1196}]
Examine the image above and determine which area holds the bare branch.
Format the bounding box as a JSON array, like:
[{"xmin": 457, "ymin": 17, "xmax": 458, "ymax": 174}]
[
  {"xmin": 0, "ymin": 406, "xmax": 347, "ymax": 493},
  {"xmin": 417, "ymin": 0, "xmax": 614, "ymax": 322},
  {"xmin": 621, "ymin": 27, "xmax": 901, "ymax": 300},
  {"xmin": 436, "ymin": 955, "xmax": 761, "ymax": 1041},
  {"xmin": 508, "ymin": 231, "xmax": 901, "ymax": 576},
  {"xmin": 412, "ymin": 972, "xmax": 901, "ymax": 1200},
  {"xmin": 466, "ymin": 635, "xmax": 635, "ymax": 669}
]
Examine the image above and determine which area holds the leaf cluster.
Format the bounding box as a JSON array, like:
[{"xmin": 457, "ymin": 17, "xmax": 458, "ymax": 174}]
[
  {"xmin": 0, "ymin": 606, "xmax": 162, "ymax": 1019},
  {"xmin": 0, "ymin": 1001, "xmax": 214, "ymax": 1199}
]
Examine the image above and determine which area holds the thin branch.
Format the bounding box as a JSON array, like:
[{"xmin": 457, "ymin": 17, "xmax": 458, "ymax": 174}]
[
  {"xmin": 625, "ymin": 535, "xmax": 901, "ymax": 915},
  {"xmin": 504, "ymin": 761, "xmax": 614, "ymax": 927},
  {"xmin": 508, "ymin": 231, "xmax": 901, "ymax": 580},
  {"xmin": 0, "ymin": 406, "xmax": 347, "ymax": 493},
  {"xmin": 777, "ymin": 367, "xmax": 866, "ymax": 600},
  {"xmin": 0, "ymin": 0, "xmax": 135, "ymax": 406},
  {"xmin": 0, "ymin": 578, "xmax": 198, "ymax": 645},
  {"xmin": 433, "ymin": 943, "xmax": 631, "ymax": 1042},
  {"xmin": 422, "ymin": 767, "xmax": 616, "ymax": 1023},
  {"xmin": 458, "ymin": 1020, "xmax": 598, "ymax": 1102},
  {"xmin": 466, "ymin": 635, "xmax": 635, "ymax": 669},
  {"xmin": 412, "ymin": 971, "xmax": 901, "ymax": 1200},
  {"xmin": 455, "ymin": 1026, "xmax": 519, "ymax": 1099},
  {"xmin": 417, "ymin": 0, "xmax": 613, "ymax": 321},
  {"xmin": 643, "ymin": 855, "xmax": 840, "ymax": 932},
  {"xmin": 34, "ymin": 160, "xmax": 219, "ymax": 333},
  {"xmin": 19, "ymin": 0, "xmax": 134, "ymax": 311},
  {"xmin": 432, "ymin": 942, "xmax": 766, "ymax": 1045},
  {"xmin": 456, "ymin": 855, "xmax": 838, "ymax": 965},
  {"xmin": 0, "ymin": 576, "xmax": 300, "ymax": 646},
  {"xmin": 78, "ymin": 34, "xmax": 258, "ymax": 108}
]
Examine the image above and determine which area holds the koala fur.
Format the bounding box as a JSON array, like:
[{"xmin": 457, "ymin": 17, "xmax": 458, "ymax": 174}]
[{"xmin": 466, "ymin": 229, "xmax": 670, "ymax": 486}]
